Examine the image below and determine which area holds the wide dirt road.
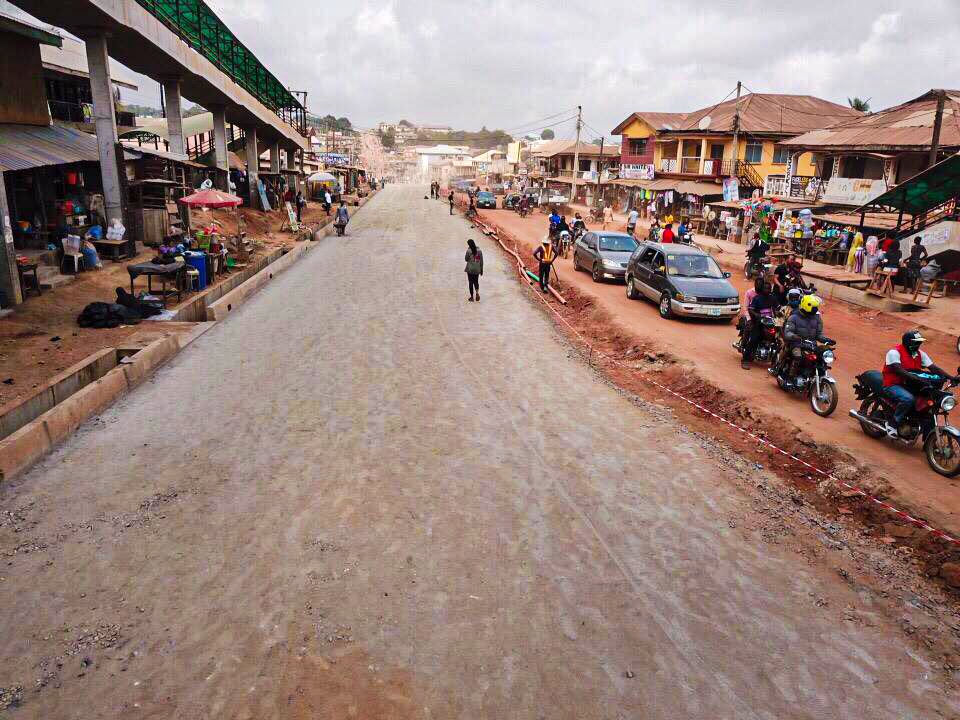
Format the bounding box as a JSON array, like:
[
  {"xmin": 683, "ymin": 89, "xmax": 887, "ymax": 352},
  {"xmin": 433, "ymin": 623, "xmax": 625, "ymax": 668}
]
[{"xmin": 1, "ymin": 185, "xmax": 956, "ymax": 718}]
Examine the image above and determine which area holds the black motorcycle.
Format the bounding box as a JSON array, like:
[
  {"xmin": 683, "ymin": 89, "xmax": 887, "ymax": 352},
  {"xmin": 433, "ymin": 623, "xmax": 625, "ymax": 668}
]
[
  {"xmin": 733, "ymin": 311, "xmax": 781, "ymax": 365},
  {"xmin": 850, "ymin": 369, "xmax": 960, "ymax": 476},
  {"xmin": 744, "ymin": 254, "xmax": 771, "ymax": 280},
  {"xmin": 771, "ymin": 339, "xmax": 838, "ymax": 416}
]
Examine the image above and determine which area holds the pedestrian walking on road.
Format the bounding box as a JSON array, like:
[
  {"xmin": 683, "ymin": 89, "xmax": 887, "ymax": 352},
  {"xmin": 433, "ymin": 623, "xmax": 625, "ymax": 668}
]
[
  {"xmin": 627, "ymin": 207, "xmax": 639, "ymax": 237},
  {"xmin": 295, "ymin": 190, "xmax": 305, "ymax": 223},
  {"xmin": 533, "ymin": 238, "xmax": 556, "ymax": 293},
  {"xmin": 448, "ymin": 190, "xmax": 455, "ymax": 215},
  {"xmin": 465, "ymin": 239, "xmax": 483, "ymax": 302},
  {"xmin": 602, "ymin": 203, "xmax": 614, "ymax": 230}
]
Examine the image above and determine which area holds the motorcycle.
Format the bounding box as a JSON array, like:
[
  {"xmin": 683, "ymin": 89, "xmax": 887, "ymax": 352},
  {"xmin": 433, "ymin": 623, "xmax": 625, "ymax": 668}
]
[
  {"xmin": 849, "ymin": 369, "xmax": 960, "ymax": 477},
  {"xmin": 589, "ymin": 206, "xmax": 604, "ymax": 222},
  {"xmin": 679, "ymin": 231, "xmax": 695, "ymax": 245},
  {"xmin": 770, "ymin": 339, "xmax": 839, "ymax": 416},
  {"xmin": 733, "ymin": 310, "xmax": 781, "ymax": 364},
  {"xmin": 744, "ymin": 254, "xmax": 771, "ymax": 280}
]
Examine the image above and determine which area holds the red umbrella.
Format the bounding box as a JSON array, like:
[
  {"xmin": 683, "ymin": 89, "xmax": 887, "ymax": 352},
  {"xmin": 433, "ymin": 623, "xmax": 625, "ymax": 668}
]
[{"xmin": 179, "ymin": 188, "xmax": 243, "ymax": 208}]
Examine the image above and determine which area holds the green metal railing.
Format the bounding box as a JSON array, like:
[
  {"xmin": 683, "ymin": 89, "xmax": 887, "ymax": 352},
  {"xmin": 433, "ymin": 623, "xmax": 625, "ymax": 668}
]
[{"xmin": 135, "ymin": 0, "xmax": 305, "ymax": 136}]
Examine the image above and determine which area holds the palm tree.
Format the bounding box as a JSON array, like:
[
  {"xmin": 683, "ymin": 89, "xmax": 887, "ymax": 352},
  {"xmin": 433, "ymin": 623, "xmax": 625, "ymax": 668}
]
[{"xmin": 848, "ymin": 97, "xmax": 871, "ymax": 112}]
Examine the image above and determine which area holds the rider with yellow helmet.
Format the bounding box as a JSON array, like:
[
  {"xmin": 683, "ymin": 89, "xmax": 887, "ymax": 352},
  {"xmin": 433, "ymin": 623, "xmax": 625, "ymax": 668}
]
[{"xmin": 777, "ymin": 293, "xmax": 833, "ymax": 386}]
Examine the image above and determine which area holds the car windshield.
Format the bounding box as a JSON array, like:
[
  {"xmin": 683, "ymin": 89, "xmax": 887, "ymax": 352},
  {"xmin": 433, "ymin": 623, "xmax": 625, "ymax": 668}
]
[
  {"xmin": 665, "ymin": 253, "xmax": 723, "ymax": 278},
  {"xmin": 599, "ymin": 235, "xmax": 638, "ymax": 252},
  {"xmin": 478, "ymin": 192, "xmax": 494, "ymax": 200}
]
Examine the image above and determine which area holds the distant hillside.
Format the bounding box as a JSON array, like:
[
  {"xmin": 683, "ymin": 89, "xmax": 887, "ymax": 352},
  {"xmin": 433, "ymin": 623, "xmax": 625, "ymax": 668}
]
[{"xmin": 415, "ymin": 127, "xmax": 511, "ymax": 150}]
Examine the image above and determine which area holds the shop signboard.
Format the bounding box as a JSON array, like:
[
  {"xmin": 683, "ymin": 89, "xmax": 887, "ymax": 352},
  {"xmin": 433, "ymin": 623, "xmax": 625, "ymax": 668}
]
[
  {"xmin": 319, "ymin": 153, "xmax": 350, "ymax": 166},
  {"xmin": 903, "ymin": 220, "xmax": 959, "ymax": 254},
  {"xmin": 621, "ymin": 163, "xmax": 655, "ymax": 180},
  {"xmin": 822, "ymin": 177, "xmax": 887, "ymax": 206},
  {"xmin": 722, "ymin": 177, "xmax": 739, "ymax": 202}
]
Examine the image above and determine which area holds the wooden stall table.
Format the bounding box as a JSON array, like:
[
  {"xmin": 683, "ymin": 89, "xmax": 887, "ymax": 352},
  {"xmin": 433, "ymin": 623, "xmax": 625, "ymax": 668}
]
[
  {"xmin": 801, "ymin": 265, "xmax": 872, "ymax": 290},
  {"xmin": 866, "ymin": 267, "xmax": 898, "ymax": 298},
  {"xmin": 90, "ymin": 238, "xmax": 131, "ymax": 261},
  {"xmin": 16, "ymin": 262, "xmax": 41, "ymax": 297},
  {"xmin": 127, "ymin": 259, "xmax": 185, "ymax": 307}
]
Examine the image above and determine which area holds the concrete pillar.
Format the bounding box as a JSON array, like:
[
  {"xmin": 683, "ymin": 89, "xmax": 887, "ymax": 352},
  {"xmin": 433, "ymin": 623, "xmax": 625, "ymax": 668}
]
[
  {"xmin": 244, "ymin": 126, "xmax": 260, "ymax": 208},
  {"xmin": 162, "ymin": 77, "xmax": 185, "ymax": 157},
  {"xmin": 84, "ymin": 33, "xmax": 123, "ymax": 225},
  {"xmin": 269, "ymin": 143, "xmax": 280, "ymax": 174},
  {"xmin": 0, "ymin": 170, "xmax": 22, "ymax": 306},
  {"xmin": 699, "ymin": 138, "xmax": 709, "ymax": 175},
  {"xmin": 211, "ymin": 104, "xmax": 229, "ymax": 191},
  {"xmin": 675, "ymin": 141, "xmax": 683, "ymax": 173},
  {"xmin": 285, "ymin": 148, "xmax": 298, "ymax": 192}
]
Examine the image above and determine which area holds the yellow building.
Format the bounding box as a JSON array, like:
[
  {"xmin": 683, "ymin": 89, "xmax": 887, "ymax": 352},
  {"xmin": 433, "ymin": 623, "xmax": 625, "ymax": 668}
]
[{"xmin": 612, "ymin": 94, "xmax": 861, "ymax": 193}]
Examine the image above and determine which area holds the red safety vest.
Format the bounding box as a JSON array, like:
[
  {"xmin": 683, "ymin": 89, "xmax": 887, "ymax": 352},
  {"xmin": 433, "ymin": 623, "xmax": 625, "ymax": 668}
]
[{"xmin": 882, "ymin": 344, "xmax": 923, "ymax": 387}]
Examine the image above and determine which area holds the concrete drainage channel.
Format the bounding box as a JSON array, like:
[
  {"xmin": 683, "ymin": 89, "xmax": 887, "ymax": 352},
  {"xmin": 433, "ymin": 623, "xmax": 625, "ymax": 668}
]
[{"xmin": 0, "ymin": 192, "xmax": 378, "ymax": 484}]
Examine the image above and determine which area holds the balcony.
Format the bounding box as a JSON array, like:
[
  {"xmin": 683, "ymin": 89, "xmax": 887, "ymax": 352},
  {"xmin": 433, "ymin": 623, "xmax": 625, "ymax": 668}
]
[{"xmin": 49, "ymin": 100, "xmax": 136, "ymax": 128}]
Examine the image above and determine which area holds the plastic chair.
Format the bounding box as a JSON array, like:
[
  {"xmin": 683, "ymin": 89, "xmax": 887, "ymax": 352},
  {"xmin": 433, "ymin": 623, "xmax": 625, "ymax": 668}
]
[{"xmin": 61, "ymin": 236, "xmax": 84, "ymax": 274}]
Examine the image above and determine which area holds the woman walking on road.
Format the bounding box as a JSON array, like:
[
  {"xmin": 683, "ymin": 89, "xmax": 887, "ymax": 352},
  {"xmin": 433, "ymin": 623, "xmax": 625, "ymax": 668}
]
[{"xmin": 465, "ymin": 239, "xmax": 483, "ymax": 302}]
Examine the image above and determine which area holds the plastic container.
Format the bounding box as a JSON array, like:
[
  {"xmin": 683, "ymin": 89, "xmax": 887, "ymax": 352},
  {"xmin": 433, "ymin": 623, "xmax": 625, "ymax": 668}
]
[{"xmin": 184, "ymin": 251, "xmax": 207, "ymax": 290}]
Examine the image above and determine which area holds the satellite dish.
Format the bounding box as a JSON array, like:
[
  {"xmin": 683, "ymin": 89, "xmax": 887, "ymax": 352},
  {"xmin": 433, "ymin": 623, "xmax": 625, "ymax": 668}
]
[{"xmin": 698, "ymin": 115, "xmax": 712, "ymax": 131}]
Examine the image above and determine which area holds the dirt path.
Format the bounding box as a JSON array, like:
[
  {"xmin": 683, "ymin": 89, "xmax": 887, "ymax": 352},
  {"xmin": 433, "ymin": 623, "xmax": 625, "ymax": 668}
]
[
  {"xmin": 0, "ymin": 186, "xmax": 957, "ymax": 718},
  {"xmin": 483, "ymin": 208, "xmax": 960, "ymax": 537}
]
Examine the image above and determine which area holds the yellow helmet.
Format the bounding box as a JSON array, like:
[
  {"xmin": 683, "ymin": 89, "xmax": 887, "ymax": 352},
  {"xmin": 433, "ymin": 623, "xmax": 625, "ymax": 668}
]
[{"xmin": 798, "ymin": 294, "xmax": 822, "ymax": 314}]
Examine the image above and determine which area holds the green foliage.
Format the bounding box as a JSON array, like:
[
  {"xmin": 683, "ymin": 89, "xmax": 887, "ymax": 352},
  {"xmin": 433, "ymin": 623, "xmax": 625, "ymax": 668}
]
[
  {"xmin": 183, "ymin": 104, "xmax": 207, "ymax": 117},
  {"xmin": 398, "ymin": 119, "xmax": 414, "ymax": 127},
  {"xmin": 847, "ymin": 97, "xmax": 871, "ymax": 112},
  {"xmin": 414, "ymin": 127, "xmax": 513, "ymax": 150},
  {"xmin": 540, "ymin": 128, "xmax": 555, "ymax": 140},
  {"xmin": 379, "ymin": 129, "xmax": 396, "ymax": 148},
  {"xmin": 307, "ymin": 114, "xmax": 356, "ymax": 133},
  {"xmin": 122, "ymin": 103, "xmax": 163, "ymax": 118}
]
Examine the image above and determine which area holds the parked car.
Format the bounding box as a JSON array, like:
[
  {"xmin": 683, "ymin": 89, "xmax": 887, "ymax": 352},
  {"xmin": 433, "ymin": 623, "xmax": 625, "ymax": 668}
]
[
  {"xmin": 489, "ymin": 183, "xmax": 507, "ymax": 195},
  {"xmin": 476, "ymin": 191, "xmax": 497, "ymax": 209},
  {"xmin": 624, "ymin": 241, "xmax": 740, "ymax": 320},
  {"xmin": 573, "ymin": 231, "xmax": 638, "ymax": 282}
]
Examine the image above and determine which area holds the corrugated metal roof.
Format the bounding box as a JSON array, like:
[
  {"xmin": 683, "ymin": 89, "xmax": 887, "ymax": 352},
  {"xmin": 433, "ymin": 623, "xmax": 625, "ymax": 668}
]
[
  {"xmin": 40, "ymin": 36, "xmax": 139, "ymax": 90},
  {"xmin": 782, "ymin": 90, "xmax": 960, "ymax": 150},
  {"xmin": 614, "ymin": 94, "xmax": 861, "ymax": 138},
  {"xmin": 0, "ymin": 123, "xmax": 104, "ymax": 172},
  {"xmin": 531, "ymin": 140, "xmax": 620, "ymax": 158}
]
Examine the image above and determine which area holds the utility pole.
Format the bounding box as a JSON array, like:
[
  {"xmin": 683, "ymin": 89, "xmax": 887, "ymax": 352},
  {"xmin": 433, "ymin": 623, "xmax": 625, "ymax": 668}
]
[
  {"xmin": 928, "ymin": 89, "xmax": 946, "ymax": 168},
  {"xmin": 570, "ymin": 105, "xmax": 582, "ymax": 205},
  {"xmin": 596, "ymin": 135, "xmax": 604, "ymax": 205},
  {"xmin": 730, "ymin": 81, "xmax": 742, "ymax": 177}
]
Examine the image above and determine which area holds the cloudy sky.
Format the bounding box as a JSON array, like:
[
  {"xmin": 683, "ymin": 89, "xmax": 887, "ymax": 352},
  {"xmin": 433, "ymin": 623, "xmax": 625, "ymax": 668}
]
[{"xmin": 18, "ymin": 0, "xmax": 960, "ymax": 138}]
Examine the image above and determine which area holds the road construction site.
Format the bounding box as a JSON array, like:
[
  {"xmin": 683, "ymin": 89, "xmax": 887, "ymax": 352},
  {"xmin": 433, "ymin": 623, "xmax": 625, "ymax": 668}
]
[
  {"xmin": 1, "ymin": 185, "xmax": 959, "ymax": 717},
  {"xmin": 476, "ymin": 205, "xmax": 960, "ymax": 547}
]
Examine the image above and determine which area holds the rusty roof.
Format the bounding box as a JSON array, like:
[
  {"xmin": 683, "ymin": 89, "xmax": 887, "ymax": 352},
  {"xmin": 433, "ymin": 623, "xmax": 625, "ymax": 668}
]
[
  {"xmin": 531, "ymin": 140, "xmax": 620, "ymax": 158},
  {"xmin": 613, "ymin": 94, "xmax": 860, "ymax": 138},
  {"xmin": 781, "ymin": 90, "xmax": 960, "ymax": 151}
]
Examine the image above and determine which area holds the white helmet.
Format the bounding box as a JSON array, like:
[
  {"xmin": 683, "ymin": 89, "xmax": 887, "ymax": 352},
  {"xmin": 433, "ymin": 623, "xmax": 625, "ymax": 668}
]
[{"xmin": 560, "ymin": 230, "xmax": 571, "ymax": 239}]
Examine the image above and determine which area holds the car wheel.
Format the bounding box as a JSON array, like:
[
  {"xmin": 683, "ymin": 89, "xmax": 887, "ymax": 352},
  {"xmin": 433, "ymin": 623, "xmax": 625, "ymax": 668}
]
[
  {"xmin": 572, "ymin": 252, "xmax": 580, "ymax": 271},
  {"xmin": 659, "ymin": 293, "xmax": 673, "ymax": 319},
  {"xmin": 625, "ymin": 275, "xmax": 640, "ymax": 300},
  {"xmin": 592, "ymin": 263, "xmax": 603, "ymax": 283}
]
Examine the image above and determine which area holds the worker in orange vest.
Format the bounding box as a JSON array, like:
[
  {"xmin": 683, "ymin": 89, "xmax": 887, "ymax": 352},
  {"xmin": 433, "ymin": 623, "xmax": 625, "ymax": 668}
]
[{"xmin": 533, "ymin": 238, "xmax": 556, "ymax": 293}]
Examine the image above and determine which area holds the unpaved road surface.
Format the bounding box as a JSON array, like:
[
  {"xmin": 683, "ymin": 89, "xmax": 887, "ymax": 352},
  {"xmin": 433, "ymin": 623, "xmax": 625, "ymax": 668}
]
[
  {"xmin": 483, "ymin": 208, "xmax": 960, "ymax": 534},
  {"xmin": 1, "ymin": 185, "xmax": 957, "ymax": 718}
]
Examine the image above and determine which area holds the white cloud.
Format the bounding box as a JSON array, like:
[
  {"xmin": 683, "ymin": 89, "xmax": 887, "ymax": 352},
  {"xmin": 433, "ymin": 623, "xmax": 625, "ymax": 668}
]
[
  {"xmin": 418, "ymin": 20, "xmax": 439, "ymax": 39},
  {"xmin": 355, "ymin": 4, "xmax": 397, "ymax": 36}
]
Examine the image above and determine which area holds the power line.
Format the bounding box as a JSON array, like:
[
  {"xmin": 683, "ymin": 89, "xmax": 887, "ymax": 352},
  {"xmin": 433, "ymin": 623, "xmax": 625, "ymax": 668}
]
[
  {"xmin": 741, "ymin": 85, "xmax": 863, "ymax": 120},
  {"xmin": 676, "ymin": 85, "xmax": 739, "ymax": 131},
  {"xmin": 502, "ymin": 107, "xmax": 580, "ymax": 134}
]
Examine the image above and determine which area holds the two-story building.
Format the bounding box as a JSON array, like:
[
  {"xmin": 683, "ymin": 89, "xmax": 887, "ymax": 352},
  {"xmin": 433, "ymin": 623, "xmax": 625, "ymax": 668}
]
[
  {"xmin": 529, "ymin": 140, "xmax": 620, "ymax": 203},
  {"xmin": 611, "ymin": 93, "xmax": 861, "ymax": 197},
  {"xmin": 780, "ymin": 89, "xmax": 960, "ymax": 208}
]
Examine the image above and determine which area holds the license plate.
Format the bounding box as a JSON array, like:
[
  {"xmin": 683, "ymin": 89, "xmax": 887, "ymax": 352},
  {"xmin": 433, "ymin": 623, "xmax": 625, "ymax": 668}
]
[{"xmin": 709, "ymin": 308, "xmax": 721, "ymax": 316}]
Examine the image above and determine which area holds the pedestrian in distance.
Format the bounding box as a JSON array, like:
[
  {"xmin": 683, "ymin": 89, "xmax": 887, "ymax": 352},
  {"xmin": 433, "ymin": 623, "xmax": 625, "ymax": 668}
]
[
  {"xmin": 295, "ymin": 190, "xmax": 305, "ymax": 223},
  {"xmin": 334, "ymin": 201, "xmax": 350, "ymax": 235},
  {"xmin": 448, "ymin": 190, "xmax": 455, "ymax": 215},
  {"xmin": 533, "ymin": 238, "xmax": 556, "ymax": 293},
  {"xmin": 323, "ymin": 189, "xmax": 332, "ymax": 215},
  {"xmin": 465, "ymin": 239, "xmax": 483, "ymax": 302}
]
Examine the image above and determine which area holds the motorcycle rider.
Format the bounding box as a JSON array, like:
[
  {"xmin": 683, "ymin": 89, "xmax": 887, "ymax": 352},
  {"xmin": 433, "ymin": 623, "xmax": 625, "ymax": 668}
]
[
  {"xmin": 737, "ymin": 276, "xmax": 766, "ymax": 346},
  {"xmin": 571, "ymin": 213, "xmax": 586, "ymax": 238},
  {"xmin": 548, "ymin": 208, "xmax": 561, "ymax": 238},
  {"xmin": 773, "ymin": 254, "xmax": 810, "ymax": 304},
  {"xmin": 882, "ymin": 330, "xmax": 958, "ymax": 437},
  {"xmin": 518, "ymin": 194, "xmax": 530, "ymax": 216},
  {"xmin": 741, "ymin": 279, "xmax": 778, "ymax": 370},
  {"xmin": 777, "ymin": 294, "xmax": 832, "ymax": 387},
  {"xmin": 746, "ymin": 234, "xmax": 768, "ymax": 276}
]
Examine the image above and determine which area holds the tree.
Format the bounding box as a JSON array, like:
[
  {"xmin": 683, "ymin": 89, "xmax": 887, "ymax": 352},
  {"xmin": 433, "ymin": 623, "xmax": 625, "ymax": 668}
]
[
  {"xmin": 398, "ymin": 119, "xmax": 414, "ymax": 128},
  {"xmin": 337, "ymin": 117, "xmax": 352, "ymax": 132},
  {"xmin": 591, "ymin": 138, "xmax": 605, "ymax": 146},
  {"xmin": 379, "ymin": 129, "xmax": 396, "ymax": 148},
  {"xmin": 540, "ymin": 128, "xmax": 555, "ymax": 140},
  {"xmin": 848, "ymin": 97, "xmax": 871, "ymax": 112},
  {"xmin": 183, "ymin": 104, "xmax": 207, "ymax": 117}
]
